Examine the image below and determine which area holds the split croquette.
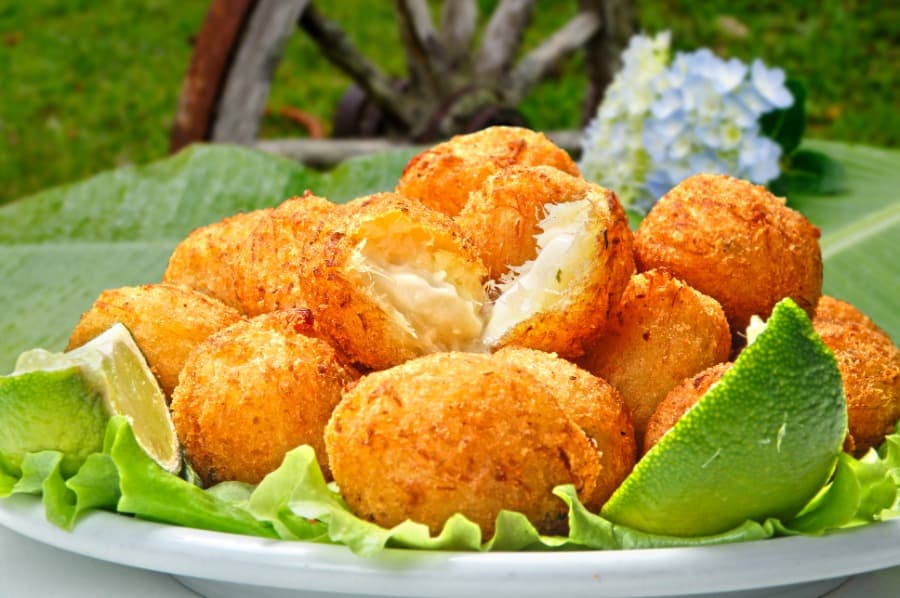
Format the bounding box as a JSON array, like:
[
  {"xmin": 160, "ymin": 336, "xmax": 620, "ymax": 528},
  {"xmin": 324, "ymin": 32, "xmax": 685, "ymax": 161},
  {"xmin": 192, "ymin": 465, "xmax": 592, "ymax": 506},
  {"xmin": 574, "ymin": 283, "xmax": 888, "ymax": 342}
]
[
  {"xmin": 579, "ymin": 269, "xmax": 732, "ymax": 443},
  {"xmin": 300, "ymin": 192, "xmax": 488, "ymax": 370},
  {"xmin": 171, "ymin": 309, "xmax": 359, "ymax": 485},
  {"xmin": 456, "ymin": 165, "xmax": 599, "ymax": 281},
  {"xmin": 635, "ymin": 174, "xmax": 823, "ymax": 336},
  {"xmin": 481, "ymin": 180, "xmax": 635, "ymax": 358},
  {"xmin": 396, "ymin": 126, "xmax": 580, "ymax": 217},
  {"xmin": 67, "ymin": 283, "xmax": 243, "ymax": 397},
  {"xmin": 325, "ymin": 352, "xmax": 601, "ymax": 536}
]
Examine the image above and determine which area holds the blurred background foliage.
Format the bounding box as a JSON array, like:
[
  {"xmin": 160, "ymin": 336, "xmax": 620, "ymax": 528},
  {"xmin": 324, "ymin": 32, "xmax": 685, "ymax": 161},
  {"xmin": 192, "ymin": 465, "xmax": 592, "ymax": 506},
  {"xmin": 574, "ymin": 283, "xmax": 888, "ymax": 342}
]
[{"xmin": 1, "ymin": 0, "xmax": 897, "ymax": 205}]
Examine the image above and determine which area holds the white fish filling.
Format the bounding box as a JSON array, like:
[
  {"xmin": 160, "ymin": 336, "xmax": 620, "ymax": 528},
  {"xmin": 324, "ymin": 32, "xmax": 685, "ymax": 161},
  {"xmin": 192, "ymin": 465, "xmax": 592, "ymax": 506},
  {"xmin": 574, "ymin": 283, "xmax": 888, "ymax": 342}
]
[
  {"xmin": 350, "ymin": 245, "xmax": 485, "ymax": 353},
  {"xmin": 482, "ymin": 199, "xmax": 595, "ymax": 346}
]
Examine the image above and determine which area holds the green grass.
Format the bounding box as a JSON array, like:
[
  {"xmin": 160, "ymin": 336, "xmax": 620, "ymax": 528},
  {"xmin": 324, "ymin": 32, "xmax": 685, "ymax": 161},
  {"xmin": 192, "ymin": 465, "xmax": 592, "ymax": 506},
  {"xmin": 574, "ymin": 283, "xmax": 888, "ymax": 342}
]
[{"xmin": 1, "ymin": 0, "xmax": 897, "ymax": 205}]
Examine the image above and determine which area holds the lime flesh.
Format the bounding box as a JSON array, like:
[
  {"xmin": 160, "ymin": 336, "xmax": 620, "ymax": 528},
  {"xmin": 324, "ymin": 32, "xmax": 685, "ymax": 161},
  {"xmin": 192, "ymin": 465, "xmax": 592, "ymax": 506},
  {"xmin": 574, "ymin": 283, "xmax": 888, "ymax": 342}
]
[{"xmin": 600, "ymin": 299, "xmax": 847, "ymax": 537}]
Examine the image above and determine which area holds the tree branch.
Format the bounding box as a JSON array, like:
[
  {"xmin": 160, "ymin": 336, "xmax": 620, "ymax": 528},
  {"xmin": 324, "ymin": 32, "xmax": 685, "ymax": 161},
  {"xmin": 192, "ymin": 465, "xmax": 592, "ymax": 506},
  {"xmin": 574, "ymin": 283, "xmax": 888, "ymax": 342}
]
[
  {"xmin": 476, "ymin": 0, "xmax": 536, "ymax": 80},
  {"xmin": 501, "ymin": 10, "xmax": 601, "ymax": 104},
  {"xmin": 299, "ymin": 3, "xmax": 417, "ymax": 126}
]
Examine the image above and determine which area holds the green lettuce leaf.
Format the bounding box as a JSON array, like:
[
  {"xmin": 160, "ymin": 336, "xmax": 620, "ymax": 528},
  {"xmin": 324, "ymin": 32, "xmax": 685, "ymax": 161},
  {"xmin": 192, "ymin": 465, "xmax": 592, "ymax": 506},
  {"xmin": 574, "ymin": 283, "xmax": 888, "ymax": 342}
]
[{"xmin": 0, "ymin": 419, "xmax": 897, "ymax": 555}]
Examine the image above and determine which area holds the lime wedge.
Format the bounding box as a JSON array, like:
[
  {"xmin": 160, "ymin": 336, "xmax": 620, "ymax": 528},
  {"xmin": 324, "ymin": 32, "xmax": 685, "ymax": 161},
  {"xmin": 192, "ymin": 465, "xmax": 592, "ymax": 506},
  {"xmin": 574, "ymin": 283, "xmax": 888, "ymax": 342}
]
[
  {"xmin": 600, "ymin": 299, "xmax": 847, "ymax": 536},
  {"xmin": 0, "ymin": 366, "xmax": 107, "ymax": 477},
  {"xmin": 15, "ymin": 323, "xmax": 180, "ymax": 474}
]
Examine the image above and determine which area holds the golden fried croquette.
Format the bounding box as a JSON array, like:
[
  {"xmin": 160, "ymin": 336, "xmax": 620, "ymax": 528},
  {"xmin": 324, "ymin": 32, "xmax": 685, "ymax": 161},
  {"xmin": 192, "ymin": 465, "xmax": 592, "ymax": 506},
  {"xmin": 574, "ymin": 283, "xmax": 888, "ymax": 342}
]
[
  {"xmin": 300, "ymin": 192, "xmax": 488, "ymax": 370},
  {"xmin": 233, "ymin": 193, "xmax": 337, "ymax": 316},
  {"xmin": 171, "ymin": 309, "xmax": 359, "ymax": 485},
  {"xmin": 67, "ymin": 283, "xmax": 242, "ymax": 397},
  {"xmin": 396, "ymin": 126, "xmax": 580, "ymax": 217},
  {"xmin": 481, "ymin": 181, "xmax": 634, "ymax": 358},
  {"xmin": 814, "ymin": 295, "xmax": 884, "ymax": 333},
  {"xmin": 813, "ymin": 297, "xmax": 899, "ymax": 455},
  {"xmin": 578, "ymin": 269, "xmax": 732, "ymax": 444},
  {"xmin": 325, "ymin": 352, "xmax": 600, "ymax": 536},
  {"xmin": 634, "ymin": 174, "xmax": 822, "ymax": 336},
  {"xmin": 493, "ymin": 347, "xmax": 635, "ymax": 511},
  {"xmin": 162, "ymin": 209, "xmax": 272, "ymax": 311},
  {"xmin": 643, "ymin": 362, "xmax": 732, "ymax": 454},
  {"xmin": 457, "ymin": 165, "xmax": 600, "ymax": 281}
]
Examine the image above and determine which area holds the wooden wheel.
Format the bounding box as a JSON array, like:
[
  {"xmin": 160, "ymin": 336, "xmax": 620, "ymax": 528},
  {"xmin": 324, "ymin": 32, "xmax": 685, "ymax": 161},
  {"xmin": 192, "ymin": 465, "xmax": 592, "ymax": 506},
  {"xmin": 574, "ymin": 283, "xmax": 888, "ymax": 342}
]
[{"xmin": 170, "ymin": 0, "xmax": 636, "ymax": 163}]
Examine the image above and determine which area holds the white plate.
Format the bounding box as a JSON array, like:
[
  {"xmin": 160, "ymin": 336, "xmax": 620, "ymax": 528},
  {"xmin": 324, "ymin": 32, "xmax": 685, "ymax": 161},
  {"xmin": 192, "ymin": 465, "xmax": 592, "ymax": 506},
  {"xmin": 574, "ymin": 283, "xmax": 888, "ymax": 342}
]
[{"xmin": 1, "ymin": 494, "xmax": 899, "ymax": 598}]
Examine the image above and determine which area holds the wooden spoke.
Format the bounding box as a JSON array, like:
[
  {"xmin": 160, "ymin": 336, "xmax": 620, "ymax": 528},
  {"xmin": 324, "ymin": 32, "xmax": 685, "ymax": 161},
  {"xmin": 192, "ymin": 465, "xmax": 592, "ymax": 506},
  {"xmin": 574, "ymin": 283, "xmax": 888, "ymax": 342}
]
[
  {"xmin": 476, "ymin": 0, "xmax": 536, "ymax": 81},
  {"xmin": 299, "ymin": 3, "xmax": 417, "ymax": 127},
  {"xmin": 394, "ymin": 0, "xmax": 448, "ymax": 97},
  {"xmin": 211, "ymin": 0, "xmax": 311, "ymax": 144},
  {"xmin": 502, "ymin": 10, "xmax": 602, "ymax": 105},
  {"xmin": 439, "ymin": 0, "xmax": 478, "ymax": 70},
  {"xmin": 580, "ymin": 0, "xmax": 637, "ymax": 123}
]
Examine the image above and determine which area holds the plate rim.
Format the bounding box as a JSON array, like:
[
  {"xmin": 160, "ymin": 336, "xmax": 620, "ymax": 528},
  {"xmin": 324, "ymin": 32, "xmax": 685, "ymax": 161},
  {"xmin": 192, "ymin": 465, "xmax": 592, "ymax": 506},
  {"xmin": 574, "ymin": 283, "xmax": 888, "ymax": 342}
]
[{"xmin": 1, "ymin": 493, "xmax": 899, "ymax": 598}]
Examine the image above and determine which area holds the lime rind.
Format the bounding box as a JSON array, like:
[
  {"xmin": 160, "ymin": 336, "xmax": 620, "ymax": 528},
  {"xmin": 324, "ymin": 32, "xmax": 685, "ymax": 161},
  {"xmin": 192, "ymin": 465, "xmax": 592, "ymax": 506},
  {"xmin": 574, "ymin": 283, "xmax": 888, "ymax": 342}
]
[
  {"xmin": 0, "ymin": 366, "xmax": 108, "ymax": 477},
  {"xmin": 600, "ymin": 298, "xmax": 848, "ymax": 537},
  {"xmin": 15, "ymin": 324, "xmax": 180, "ymax": 474}
]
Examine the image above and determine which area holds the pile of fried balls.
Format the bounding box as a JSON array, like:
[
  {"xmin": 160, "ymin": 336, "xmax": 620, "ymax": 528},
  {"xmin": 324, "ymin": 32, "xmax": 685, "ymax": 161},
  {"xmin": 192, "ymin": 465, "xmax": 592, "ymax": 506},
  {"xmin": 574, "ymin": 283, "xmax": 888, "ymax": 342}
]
[{"xmin": 67, "ymin": 127, "xmax": 899, "ymax": 536}]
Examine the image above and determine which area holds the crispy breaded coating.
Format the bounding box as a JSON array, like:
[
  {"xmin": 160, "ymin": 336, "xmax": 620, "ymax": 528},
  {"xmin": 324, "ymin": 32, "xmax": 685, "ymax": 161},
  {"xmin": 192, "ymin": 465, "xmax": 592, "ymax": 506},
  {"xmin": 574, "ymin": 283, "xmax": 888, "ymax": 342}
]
[
  {"xmin": 813, "ymin": 297, "xmax": 899, "ymax": 455},
  {"xmin": 482, "ymin": 182, "xmax": 634, "ymax": 358},
  {"xmin": 396, "ymin": 126, "xmax": 580, "ymax": 217},
  {"xmin": 325, "ymin": 352, "xmax": 600, "ymax": 536},
  {"xmin": 171, "ymin": 309, "xmax": 359, "ymax": 485},
  {"xmin": 493, "ymin": 347, "xmax": 636, "ymax": 511},
  {"xmin": 814, "ymin": 295, "xmax": 884, "ymax": 333},
  {"xmin": 643, "ymin": 362, "xmax": 733, "ymax": 454},
  {"xmin": 457, "ymin": 165, "xmax": 597, "ymax": 281},
  {"xmin": 300, "ymin": 192, "xmax": 488, "ymax": 370},
  {"xmin": 635, "ymin": 174, "xmax": 822, "ymax": 336},
  {"xmin": 579, "ymin": 269, "xmax": 732, "ymax": 444},
  {"xmin": 67, "ymin": 283, "xmax": 242, "ymax": 397},
  {"xmin": 163, "ymin": 209, "xmax": 272, "ymax": 311},
  {"xmin": 233, "ymin": 193, "xmax": 337, "ymax": 316}
]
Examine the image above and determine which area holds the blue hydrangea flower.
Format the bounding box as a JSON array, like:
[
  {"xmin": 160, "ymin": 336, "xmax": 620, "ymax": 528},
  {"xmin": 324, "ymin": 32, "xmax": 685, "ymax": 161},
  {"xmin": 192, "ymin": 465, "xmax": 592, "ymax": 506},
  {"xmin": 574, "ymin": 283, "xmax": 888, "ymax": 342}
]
[{"xmin": 579, "ymin": 32, "xmax": 794, "ymax": 213}]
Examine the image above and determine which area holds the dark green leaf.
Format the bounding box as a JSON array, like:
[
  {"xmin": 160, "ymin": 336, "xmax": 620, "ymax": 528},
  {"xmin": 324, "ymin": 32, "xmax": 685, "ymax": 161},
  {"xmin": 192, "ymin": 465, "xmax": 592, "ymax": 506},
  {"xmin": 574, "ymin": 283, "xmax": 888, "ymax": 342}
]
[
  {"xmin": 761, "ymin": 78, "xmax": 807, "ymax": 157},
  {"xmin": 769, "ymin": 149, "xmax": 846, "ymax": 196}
]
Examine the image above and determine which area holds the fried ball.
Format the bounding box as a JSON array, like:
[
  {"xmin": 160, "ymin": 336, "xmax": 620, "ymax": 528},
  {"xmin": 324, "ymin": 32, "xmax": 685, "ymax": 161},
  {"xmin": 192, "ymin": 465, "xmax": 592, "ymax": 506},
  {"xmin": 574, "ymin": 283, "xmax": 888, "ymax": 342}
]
[
  {"xmin": 325, "ymin": 352, "xmax": 600, "ymax": 536},
  {"xmin": 814, "ymin": 295, "xmax": 884, "ymax": 333},
  {"xmin": 578, "ymin": 269, "xmax": 732, "ymax": 444},
  {"xmin": 456, "ymin": 165, "xmax": 599, "ymax": 281},
  {"xmin": 643, "ymin": 362, "xmax": 732, "ymax": 454},
  {"xmin": 162, "ymin": 209, "xmax": 272, "ymax": 311},
  {"xmin": 396, "ymin": 126, "xmax": 580, "ymax": 217},
  {"xmin": 67, "ymin": 283, "xmax": 242, "ymax": 397},
  {"xmin": 634, "ymin": 173, "xmax": 823, "ymax": 336},
  {"xmin": 233, "ymin": 193, "xmax": 337, "ymax": 316},
  {"xmin": 172, "ymin": 309, "xmax": 359, "ymax": 485},
  {"xmin": 481, "ymin": 181, "xmax": 634, "ymax": 358},
  {"xmin": 300, "ymin": 192, "xmax": 488, "ymax": 370},
  {"xmin": 492, "ymin": 347, "xmax": 636, "ymax": 511},
  {"xmin": 813, "ymin": 297, "xmax": 899, "ymax": 456}
]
